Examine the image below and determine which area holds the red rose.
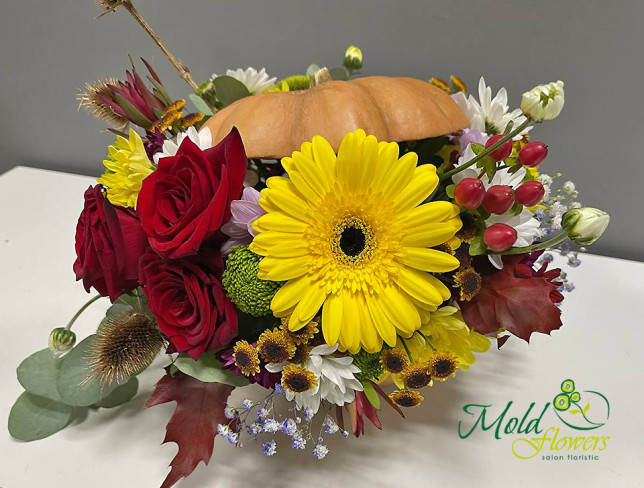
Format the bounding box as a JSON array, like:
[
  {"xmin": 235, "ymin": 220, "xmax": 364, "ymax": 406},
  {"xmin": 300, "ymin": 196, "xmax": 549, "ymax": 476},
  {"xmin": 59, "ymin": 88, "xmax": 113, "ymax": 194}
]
[
  {"xmin": 139, "ymin": 250, "xmax": 237, "ymax": 360},
  {"xmin": 73, "ymin": 185, "xmax": 148, "ymax": 301},
  {"xmin": 138, "ymin": 128, "xmax": 247, "ymax": 259}
]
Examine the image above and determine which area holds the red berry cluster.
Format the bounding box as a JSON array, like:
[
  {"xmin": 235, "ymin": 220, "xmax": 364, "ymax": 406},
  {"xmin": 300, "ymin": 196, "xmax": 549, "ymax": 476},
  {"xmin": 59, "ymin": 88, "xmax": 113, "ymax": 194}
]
[{"xmin": 451, "ymin": 137, "xmax": 550, "ymax": 252}]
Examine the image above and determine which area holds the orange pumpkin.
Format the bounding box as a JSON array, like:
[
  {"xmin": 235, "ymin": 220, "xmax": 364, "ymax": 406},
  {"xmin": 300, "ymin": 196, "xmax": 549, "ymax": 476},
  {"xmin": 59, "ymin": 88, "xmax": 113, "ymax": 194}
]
[{"xmin": 202, "ymin": 75, "xmax": 469, "ymax": 159}]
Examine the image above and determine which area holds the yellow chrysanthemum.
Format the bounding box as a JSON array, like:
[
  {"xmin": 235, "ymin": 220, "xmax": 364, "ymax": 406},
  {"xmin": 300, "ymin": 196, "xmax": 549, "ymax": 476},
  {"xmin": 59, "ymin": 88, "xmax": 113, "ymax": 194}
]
[
  {"xmin": 250, "ymin": 130, "xmax": 462, "ymax": 353},
  {"xmin": 419, "ymin": 306, "xmax": 490, "ymax": 370},
  {"xmin": 97, "ymin": 129, "xmax": 154, "ymax": 209},
  {"xmin": 263, "ymin": 80, "xmax": 290, "ymax": 93}
]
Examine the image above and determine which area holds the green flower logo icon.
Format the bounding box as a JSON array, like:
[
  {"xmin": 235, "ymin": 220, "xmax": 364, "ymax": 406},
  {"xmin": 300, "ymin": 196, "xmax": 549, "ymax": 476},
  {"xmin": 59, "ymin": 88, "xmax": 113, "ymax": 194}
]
[{"xmin": 552, "ymin": 379, "xmax": 610, "ymax": 430}]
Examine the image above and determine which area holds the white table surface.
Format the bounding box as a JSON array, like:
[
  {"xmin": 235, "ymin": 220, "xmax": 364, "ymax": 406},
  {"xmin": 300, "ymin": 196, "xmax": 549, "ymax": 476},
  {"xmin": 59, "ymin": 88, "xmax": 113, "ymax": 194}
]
[{"xmin": 1, "ymin": 166, "xmax": 643, "ymax": 488}]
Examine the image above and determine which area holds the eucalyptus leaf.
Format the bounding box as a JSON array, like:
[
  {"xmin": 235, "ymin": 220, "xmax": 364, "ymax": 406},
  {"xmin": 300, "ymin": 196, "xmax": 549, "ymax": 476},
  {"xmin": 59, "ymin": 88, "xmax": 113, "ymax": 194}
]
[
  {"xmin": 97, "ymin": 377, "xmax": 139, "ymax": 408},
  {"xmin": 56, "ymin": 335, "xmax": 117, "ymax": 407},
  {"xmin": 306, "ymin": 64, "xmax": 321, "ymax": 76},
  {"xmin": 173, "ymin": 352, "xmax": 249, "ymax": 387},
  {"xmin": 17, "ymin": 349, "xmax": 62, "ymax": 402},
  {"xmin": 8, "ymin": 392, "xmax": 72, "ymax": 441},
  {"xmin": 213, "ymin": 76, "xmax": 251, "ymax": 107},
  {"xmin": 362, "ymin": 381, "xmax": 380, "ymax": 409},
  {"xmin": 188, "ymin": 93, "xmax": 214, "ymax": 116},
  {"xmin": 329, "ymin": 67, "xmax": 348, "ymax": 81}
]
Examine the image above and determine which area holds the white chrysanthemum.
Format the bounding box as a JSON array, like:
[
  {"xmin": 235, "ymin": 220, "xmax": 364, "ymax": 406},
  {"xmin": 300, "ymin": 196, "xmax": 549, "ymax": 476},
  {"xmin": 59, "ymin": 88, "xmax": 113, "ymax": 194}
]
[
  {"xmin": 266, "ymin": 344, "xmax": 363, "ymax": 414},
  {"xmin": 152, "ymin": 127, "xmax": 212, "ymax": 164},
  {"xmin": 487, "ymin": 209, "xmax": 541, "ymax": 269},
  {"xmin": 452, "ymin": 77, "xmax": 531, "ymax": 140},
  {"xmin": 212, "ymin": 67, "xmax": 277, "ymax": 95},
  {"xmin": 452, "ymin": 144, "xmax": 527, "ymax": 189}
]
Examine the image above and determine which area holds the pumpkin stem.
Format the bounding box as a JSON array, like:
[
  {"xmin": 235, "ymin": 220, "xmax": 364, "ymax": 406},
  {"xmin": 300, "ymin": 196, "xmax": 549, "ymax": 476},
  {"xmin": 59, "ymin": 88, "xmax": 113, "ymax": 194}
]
[{"xmin": 309, "ymin": 67, "xmax": 333, "ymax": 87}]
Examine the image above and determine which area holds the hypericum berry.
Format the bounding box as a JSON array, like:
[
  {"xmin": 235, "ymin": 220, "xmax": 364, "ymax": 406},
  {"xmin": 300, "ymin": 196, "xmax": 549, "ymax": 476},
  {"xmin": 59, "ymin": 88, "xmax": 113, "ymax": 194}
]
[
  {"xmin": 483, "ymin": 185, "xmax": 515, "ymax": 214},
  {"xmin": 519, "ymin": 141, "xmax": 548, "ymax": 167},
  {"xmin": 515, "ymin": 181, "xmax": 545, "ymax": 206},
  {"xmin": 484, "ymin": 223, "xmax": 518, "ymax": 252},
  {"xmin": 485, "ymin": 135, "xmax": 513, "ymax": 161},
  {"xmin": 454, "ymin": 178, "xmax": 486, "ymax": 209}
]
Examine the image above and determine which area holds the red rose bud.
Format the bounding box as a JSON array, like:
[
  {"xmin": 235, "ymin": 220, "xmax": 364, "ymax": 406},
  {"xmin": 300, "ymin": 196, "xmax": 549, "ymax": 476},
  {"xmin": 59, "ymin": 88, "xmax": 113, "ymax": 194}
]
[
  {"xmin": 515, "ymin": 181, "xmax": 545, "ymax": 206},
  {"xmin": 484, "ymin": 223, "xmax": 518, "ymax": 252},
  {"xmin": 73, "ymin": 185, "xmax": 148, "ymax": 301},
  {"xmin": 483, "ymin": 185, "xmax": 516, "ymax": 214},
  {"xmin": 454, "ymin": 178, "xmax": 486, "ymax": 209},
  {"xmin": 485, "ymin": 134, "xmax": 513, "ymax": 161},
  {"xmin": 519, "ymin": 141, "xmax": 548, "ymax": 167}
]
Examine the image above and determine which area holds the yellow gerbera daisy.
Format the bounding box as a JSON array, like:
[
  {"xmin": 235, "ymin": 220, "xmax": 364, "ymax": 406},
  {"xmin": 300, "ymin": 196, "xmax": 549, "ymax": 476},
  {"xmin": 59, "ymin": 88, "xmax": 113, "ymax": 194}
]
[
  {"xmin": 250, "ymin": 130, "xmax": 462, "ymax": 353},
  {"xmin": 97, "ymin": 129, "xmax": 154, "ymax": 209}
]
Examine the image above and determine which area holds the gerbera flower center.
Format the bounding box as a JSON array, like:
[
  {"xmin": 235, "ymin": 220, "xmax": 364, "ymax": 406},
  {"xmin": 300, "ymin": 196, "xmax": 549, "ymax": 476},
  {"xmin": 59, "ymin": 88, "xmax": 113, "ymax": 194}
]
[{"xmin": 331, "ymin": 216, "xmax": 375, "ymax": 266}]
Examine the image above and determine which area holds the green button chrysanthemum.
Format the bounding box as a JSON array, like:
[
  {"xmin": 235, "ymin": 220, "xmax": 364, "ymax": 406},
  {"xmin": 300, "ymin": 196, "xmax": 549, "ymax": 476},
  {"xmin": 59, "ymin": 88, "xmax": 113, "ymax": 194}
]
[{"xmin": 223, "ymin": 246, "xmax": 281, "ymax": 317}]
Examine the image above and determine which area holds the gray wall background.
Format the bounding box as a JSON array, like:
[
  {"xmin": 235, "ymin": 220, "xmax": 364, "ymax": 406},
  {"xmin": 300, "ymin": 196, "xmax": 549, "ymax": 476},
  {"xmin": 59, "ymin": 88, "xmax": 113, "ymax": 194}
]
[{"xmin": 1, "ymin": 0, "xmax": 642, "ymax": 261}]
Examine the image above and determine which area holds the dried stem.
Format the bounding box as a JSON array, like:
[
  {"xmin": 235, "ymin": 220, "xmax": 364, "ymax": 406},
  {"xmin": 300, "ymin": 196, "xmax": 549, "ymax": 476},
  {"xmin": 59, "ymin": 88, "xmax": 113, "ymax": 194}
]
[{"xmin": 96, "ymin": 0, "xmax": 199, "ymax": 92}]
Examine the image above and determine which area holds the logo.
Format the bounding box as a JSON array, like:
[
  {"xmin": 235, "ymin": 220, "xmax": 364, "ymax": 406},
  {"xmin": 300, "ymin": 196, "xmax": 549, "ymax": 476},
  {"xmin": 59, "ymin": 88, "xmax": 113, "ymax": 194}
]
[{"xmin": 457, "ymin": 379, "xmax": 610, "ymax": 460}]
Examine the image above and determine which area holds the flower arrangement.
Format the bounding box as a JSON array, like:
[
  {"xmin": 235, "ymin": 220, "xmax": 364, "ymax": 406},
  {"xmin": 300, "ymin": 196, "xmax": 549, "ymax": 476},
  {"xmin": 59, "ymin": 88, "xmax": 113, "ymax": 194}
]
[{"xmin": 9, "ymin": 2, "xmax": 610, "ymax": 487}]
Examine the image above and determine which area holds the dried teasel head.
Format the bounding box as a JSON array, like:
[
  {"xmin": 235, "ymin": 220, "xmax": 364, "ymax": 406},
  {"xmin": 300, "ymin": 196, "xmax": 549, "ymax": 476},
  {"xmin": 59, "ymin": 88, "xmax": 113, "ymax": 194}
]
[
  {"xmin": 86, "ymin": 312, "xmax": 165, "ymax": 387},
  {"xmin": 78, "ymin": 78, "xmax": 129, "ymax": 130}
]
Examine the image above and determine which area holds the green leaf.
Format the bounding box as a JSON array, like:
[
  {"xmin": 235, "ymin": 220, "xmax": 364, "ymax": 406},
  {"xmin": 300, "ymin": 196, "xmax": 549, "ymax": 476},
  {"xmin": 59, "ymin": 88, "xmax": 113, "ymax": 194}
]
[
  {"xmin": 510, "ymin": 201, "xmax": 524, "ymax": 216},
  {"xmin": 8, "ymin": 392, "xmax": 73, "ymax": 441},
  {"xmin": 469, "ymin": 234, "xmax": 488, "ymax": 256},
  {"xmin": 213, "ymin": 76, "xmax": 251, "ymax": 107},
  {"xmin": 329, "ymin": 67, "xmax": 348, "ymax": 81},
  {"xmin": 362, "ymin": 380, "xmax": 380, "ymax": 409},
  {"xmin": 17, "ymin": 349, "xmax": 63, "ymax": 402},
  {"xmin": 173, "ymin": 352, "xmax": 249, "ymax": 387},
  {"xmin": 445, "ymin": 184, "xmax": 455, "ymax": 199},
  {"xmin": 569, "ymin": 409, "xmax": 582, "ymax": 414},
  {"xmin": 584, "ymin": 402, "xmax": 590, "ymax": 414},
  {"xmin": 470, "ymin": 142, "xmax": 485, "ymax": 155},
  {"xmin": 56, "ymin": 335, "xmax": 117, "ymax": 407},
  {"xmin": 97, "ymin": 377, "xmax": 139, "ymax": 408},
  {"xmin": 485, "ymin": 160, "xmax": 496, "ymax": 181},
  {"xmin": 188, "ymin": 94, "xmax": 214, "ymax": 116},
  {"xmin": 306, "ymin": 64, "xmax": 321, "ymax": 76}
]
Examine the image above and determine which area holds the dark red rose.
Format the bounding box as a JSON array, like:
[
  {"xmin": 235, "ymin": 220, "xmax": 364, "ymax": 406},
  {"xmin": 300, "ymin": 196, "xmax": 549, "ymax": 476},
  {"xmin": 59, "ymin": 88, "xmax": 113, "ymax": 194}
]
[
  {"xmin": 73, "ymin": 185, "xmax": 148, "ymax": 301},
  {"xmin": 138, "ymin": 128, "xmax": 247, "ymax": 259},
  {"xmin": 139, "ymin": 250, "xmax": 237, "ymax": 360}
]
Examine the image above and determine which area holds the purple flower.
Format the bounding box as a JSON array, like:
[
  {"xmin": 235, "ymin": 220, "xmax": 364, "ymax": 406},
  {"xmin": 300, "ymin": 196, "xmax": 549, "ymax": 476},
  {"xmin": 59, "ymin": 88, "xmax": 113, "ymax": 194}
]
[
  {"xmin": 221, "ymin": 187, "xmax": 265, "ymax": 255},
  {"xmin": 312, "ymin": 444, "xmax": 329, "ymax": 459},
  {"xmin": 217, "ymin": 344, "xmax": 282, "ymax": 389},
  {"xmin": 263, "ymin": 440, "xmax": 277, "ymax": 456},
  {"xmin": 457, "ymin": 128, "xmax": 488, "ymax": 155},
  {"xmin": 145, "ymin": 129, "xmax": 166, "ymax": 160}
]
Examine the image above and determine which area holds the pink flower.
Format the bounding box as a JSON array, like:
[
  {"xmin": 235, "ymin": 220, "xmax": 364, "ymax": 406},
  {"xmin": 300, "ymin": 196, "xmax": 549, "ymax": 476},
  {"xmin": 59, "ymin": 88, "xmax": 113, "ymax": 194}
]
[{"xmin": 221, "ymin": 187, "xmax": 265, "ymax": 255}]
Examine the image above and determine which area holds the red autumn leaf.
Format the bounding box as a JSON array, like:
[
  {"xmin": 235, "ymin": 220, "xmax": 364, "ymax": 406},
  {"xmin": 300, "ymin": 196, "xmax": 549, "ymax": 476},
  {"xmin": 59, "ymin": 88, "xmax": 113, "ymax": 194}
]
[
  {"xmin": 460, "ymin": 255, "xmax": 563, "ymax": 342},
  {"xmin": 145, "ymin": 369, "xmax": 235, "ymax": 488}
]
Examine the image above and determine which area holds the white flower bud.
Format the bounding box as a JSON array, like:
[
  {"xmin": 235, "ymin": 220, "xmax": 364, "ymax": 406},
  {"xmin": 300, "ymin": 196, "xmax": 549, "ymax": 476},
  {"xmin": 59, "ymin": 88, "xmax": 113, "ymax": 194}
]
[
  {"xmin": 343, "ymin": 46, "xmax": 363, "ymax": 71},
  {"xmin": 48, "ymin": 328, "xmax": 76, "ymax": 357},
  {"xmin": 521, "ymin": 81, "xmax": 565, "ymax": 122},
  {"xmin": 562, "ymin": 207, "xmax": 610, "ymax": 245}
]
